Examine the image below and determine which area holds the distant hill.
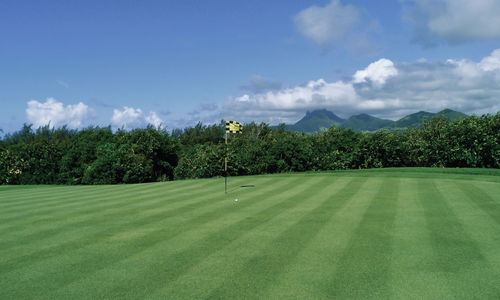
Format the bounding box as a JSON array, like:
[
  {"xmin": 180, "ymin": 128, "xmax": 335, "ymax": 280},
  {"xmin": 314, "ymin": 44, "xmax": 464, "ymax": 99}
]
[
  {"xmin": 342, "ymin": 114, "xmax": 394, "ymax": 131},
  {"xmin": 284, "ymin": 108, "xmax": 468, "ymax": 133},
  {"xmin": 286, "ymin": 109, "xmax": 344, "ymax": 133},
  {"xmin": 392, "ymin": 111, "xmax": 435, "ymax": 128},
  {"xmin": 392, "ymin": 109, "xmax": 467, "ymax": 129},
  {"xmin": 435, "ymin": 108, "xmax": 468, "ymax": 121}
]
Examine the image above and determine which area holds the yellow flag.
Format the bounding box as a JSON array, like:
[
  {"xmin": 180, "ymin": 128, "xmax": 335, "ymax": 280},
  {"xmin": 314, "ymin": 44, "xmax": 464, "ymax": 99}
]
[{"xmin": 225, "ymin": 120, "xmax": 242, "ymax": 134}]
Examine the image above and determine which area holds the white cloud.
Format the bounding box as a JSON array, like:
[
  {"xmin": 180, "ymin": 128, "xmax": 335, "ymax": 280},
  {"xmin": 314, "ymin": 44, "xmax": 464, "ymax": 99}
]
[
  {"xmin": 294, "ymin": 0, "xmax": 360, "ymax": 48},
  {"xmin": 478, "ymin": 49, "xmax": 500, "ymax": 71},
  {"xmin": 234, "ymin": 79, "xmax": 357, "ymax": 110},
  {"xmin": 353, "ymin": 59, "xmax": 398, "ymax": 86},
  {"xmin": 111, "ymin": 107, "xmax": 143, "ymax": 128},
  {"xmin": 222, "ymin": 79, "xmax": 359, "ymax": 124},
  {"xmin": 26, "ymin": 98, "xmax": 91, "ymax": 128},
  {"xmin": 214, "ymin": 48, "xmax": 500, "ymax": 124},
  {"xmin": 404, "ymin": 0, "xmax": 500, "ymax": 44},
  {"xmin": 145, "ymin": 111, "xmax": 163, "ymax": 128},
  {"xmin": 111, "ymin": 106, "xmax": 164, "ymax": 129},
  {"xmin": 355, "ymin": 49, "xmax": 500, "ymax": 117}
]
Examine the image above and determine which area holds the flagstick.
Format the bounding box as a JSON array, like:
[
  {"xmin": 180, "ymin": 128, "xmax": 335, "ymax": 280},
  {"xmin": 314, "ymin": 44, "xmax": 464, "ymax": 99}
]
[{"xmin": 225, "ymin": 131, "xmax": 228, "ymax": 194}]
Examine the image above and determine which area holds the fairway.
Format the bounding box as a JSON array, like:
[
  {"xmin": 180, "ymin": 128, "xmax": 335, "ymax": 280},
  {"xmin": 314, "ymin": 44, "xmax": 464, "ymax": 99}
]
[{"xmin": 1, "ymin": 169, "xmax": 500, "ymax": 299}]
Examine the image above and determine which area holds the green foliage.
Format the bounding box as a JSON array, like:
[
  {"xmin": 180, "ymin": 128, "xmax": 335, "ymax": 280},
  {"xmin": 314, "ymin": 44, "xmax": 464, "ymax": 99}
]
[
  {"xmin": 353, "ymin": 130, "xmax": 406, "ymax": 168},
  {"xmin": 311, "ymin": 127, "xmax": 360, "ymax": 170},
  {"xmin": 1, "ymin": 125, "xmax": 178, "ymax": 185},
  {"xmin": 172, "ymin": 122, "xmax": 224, "ymax": 146},
  {"xmin": 0, "ymin": 149, "xmax": 27, "ymax": 184},
  {"xmin": 174, "ymin": 144, "xmax": 224, "ymax": 179},
  {"xmin": 418, "ymin": 117, "xmax": 451, "ymax": 167},
  {"xmin": 81, "ymin": 142, "xmax": 156, "ymax": 184},
  {"xmin": 116, "ymin": 127, "xmax": 179, "ymax": 181},
  {"xmin": 0, "ymin": 113, "xmax": 498, "ymax": 185},
  {"xmin": 226, "ymin": 122, "xmax": 274, "ymax": 175},
  {"xmin": 82, "ymin": 143, "xmax": 122, "ymax": 184},
  {"xmin": 59, "ymin": 127, "xmax": 114, "ymax": 184},
  {"xmin": 267, "ymin": 131, "xmax": 313, "ymax": 173}
]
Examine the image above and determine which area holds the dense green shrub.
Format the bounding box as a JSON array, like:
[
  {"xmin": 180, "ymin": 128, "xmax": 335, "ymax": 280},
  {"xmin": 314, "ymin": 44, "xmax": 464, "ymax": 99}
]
[
  {"xmin": 311, "ymin": 127, "xmax": 360, "ymax": 170},
  {"xmin": 174, "ymin": 144, "xmax": 224, "ymax": 179},
  {"xmin": 353, "ymin": 130, "xmax": 407, "ymax": 168},
  {"xmin": 0, "ymin": 113, "xmax": 498, "ymax": 185},
  {"xmin": 1, "ymin": 125, "xmax": 178, "ymax": 185}
]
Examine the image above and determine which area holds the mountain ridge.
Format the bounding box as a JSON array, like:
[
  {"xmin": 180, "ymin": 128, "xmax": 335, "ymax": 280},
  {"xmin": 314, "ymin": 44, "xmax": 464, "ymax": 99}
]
[
  {"xmin": 285, "ymin": 108, "xmax": 468, "ymax": 132},
  {"xmin": 285, "ymin": 109, "xmax": 345, "ymax": 132}
]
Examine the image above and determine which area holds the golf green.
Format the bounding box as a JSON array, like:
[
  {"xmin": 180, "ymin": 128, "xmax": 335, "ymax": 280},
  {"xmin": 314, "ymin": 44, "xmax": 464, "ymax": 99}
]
[{"xmin": 1, "ymin": 168, "xmax": 499, "ymax": 299}]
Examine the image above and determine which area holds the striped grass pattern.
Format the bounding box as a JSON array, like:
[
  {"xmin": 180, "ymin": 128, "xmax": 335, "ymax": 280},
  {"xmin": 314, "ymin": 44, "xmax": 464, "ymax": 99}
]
[{"xmin": 1, "ymin": 169, "xmax": 500, "ymax": 299}]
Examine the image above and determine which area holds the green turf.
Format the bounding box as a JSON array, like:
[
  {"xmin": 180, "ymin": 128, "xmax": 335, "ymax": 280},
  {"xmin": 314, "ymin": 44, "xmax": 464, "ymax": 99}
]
[{"xmin": 1, "ymin": 168, "xmax": 499, "ymax": 299}]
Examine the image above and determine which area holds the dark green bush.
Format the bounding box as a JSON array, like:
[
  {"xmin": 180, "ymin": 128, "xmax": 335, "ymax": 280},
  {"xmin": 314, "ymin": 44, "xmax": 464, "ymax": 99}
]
[{"xmin": 0, "ymin": 113, "xmax": 498, "ymax": 185}]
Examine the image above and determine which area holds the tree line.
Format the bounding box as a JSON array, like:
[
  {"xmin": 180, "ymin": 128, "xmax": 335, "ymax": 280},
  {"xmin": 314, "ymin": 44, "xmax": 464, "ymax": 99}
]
[{"xmin": 0, "ymin": 113, "xmax": 498, "ymax": 184}]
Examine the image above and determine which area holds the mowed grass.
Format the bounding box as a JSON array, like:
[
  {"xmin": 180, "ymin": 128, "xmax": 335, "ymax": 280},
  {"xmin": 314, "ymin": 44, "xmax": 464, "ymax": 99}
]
[{"xmin": 1, "ymin": 168, "xmax": 500, "ymax": 299}]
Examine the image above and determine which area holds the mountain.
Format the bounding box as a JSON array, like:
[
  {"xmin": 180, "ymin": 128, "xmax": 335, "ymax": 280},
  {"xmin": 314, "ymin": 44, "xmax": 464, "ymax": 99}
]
[
  {"xmin": 392, "ymin": 109, "xmax": 467, "ymax": 128},
  {"xmin": 435, "ymin": 108, "xmax": 468, "ymax": 121},
  {"xmin": 392, "ymin": 111, "xmax": 435, "ymax": 128},
  {"xmin": 287, "ymin": 109, "xmax": 345, "ymax": 133},
  {"xmin": 282, "ymin": 108, "xmax": 469, "ymax": 133},
  {"xmin": 342, "ymin": 114, "xmax": 394, "ymax": 131}
]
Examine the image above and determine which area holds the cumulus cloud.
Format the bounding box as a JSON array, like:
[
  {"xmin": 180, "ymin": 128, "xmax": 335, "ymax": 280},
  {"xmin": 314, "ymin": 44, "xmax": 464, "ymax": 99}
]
[
  {"xmin": 235, "ymin": 79, "xmax": 357, "ymax": 111},
  {"xmin": 478, "ymin": 49, "xmax": 500, "ymax": 71},
  {"xmin": 404, "ymin": 0, "xmax": 500, "ymax": 45},
  {"xmin": 353, "ymin": 59, "xmax": 398, "ymax": 86},
  {"xmin": 26, "ymin": 98, "xmax": 91, "ymax": 128},
  {"xmin": 214, "ymin": 49, "xmax": 500, "ymax": 124},
  {"xmin": 111, "ymin": 106, "xmax": 164, "ymax": 129},
  {"xmin": 111, "ymin": 107, "xmax": 143, "ymax": 128},
  {"xmin": 294, "ymin": 0, "xmax": 360, "ymax": 48},
  {"xmin": 145, "ymin": 112, "xmax": 163, "ymax": 128},
  {"xmin": 294, "ymin": 0, "xmax": 381, "ymax": 54}
]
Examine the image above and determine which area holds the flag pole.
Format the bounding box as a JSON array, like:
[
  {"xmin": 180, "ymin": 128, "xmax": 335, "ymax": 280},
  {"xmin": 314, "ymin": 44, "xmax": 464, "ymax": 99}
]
[{"xmin": 225, "ymin": 130, "xmax": 228, "ymax": 194}]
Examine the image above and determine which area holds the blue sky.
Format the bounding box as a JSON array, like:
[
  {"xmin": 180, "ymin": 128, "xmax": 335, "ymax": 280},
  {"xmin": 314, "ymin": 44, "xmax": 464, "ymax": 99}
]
[{"xmin": 1, "ymin": 0, "xmax": 500, "ymax": 133}]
